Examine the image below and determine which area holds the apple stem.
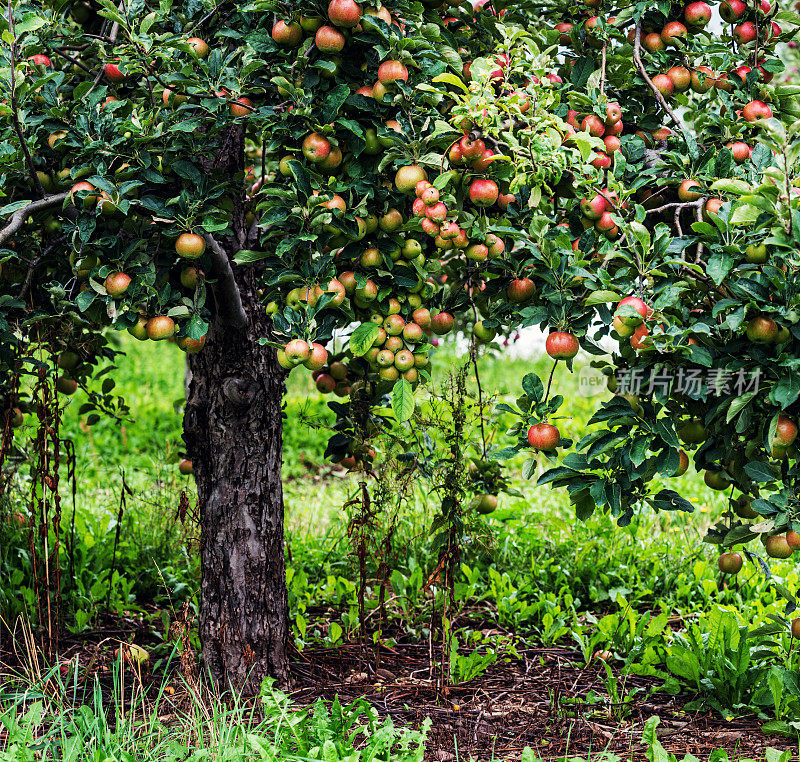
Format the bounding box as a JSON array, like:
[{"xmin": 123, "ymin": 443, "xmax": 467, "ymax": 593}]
[{"xmin": 544, "ymin": 358, "xmax": 558, "ymax": 403}]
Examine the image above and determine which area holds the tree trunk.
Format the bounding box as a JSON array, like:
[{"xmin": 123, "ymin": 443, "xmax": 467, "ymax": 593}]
[{"xmin": 183, "ymin": 265, "xmax": 288, "ymax": 693}]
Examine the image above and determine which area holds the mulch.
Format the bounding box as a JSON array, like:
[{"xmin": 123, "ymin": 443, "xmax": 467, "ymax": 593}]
[
  {"xmin": 288, "ymin": 642, "xmax": 795, "ymax": 760},
  {"xmin": 1, "ymin": 617, "xmax": 794, "ymax": 760}
]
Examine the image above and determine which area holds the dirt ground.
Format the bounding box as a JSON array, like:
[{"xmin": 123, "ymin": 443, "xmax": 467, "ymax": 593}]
[
  {"xmin": 289, "ymin": 642, "xmax": 795, "ymax": 760},
  {"xmin": 2, "ymin": 619, "xmax": 794, "ymax": 760}
]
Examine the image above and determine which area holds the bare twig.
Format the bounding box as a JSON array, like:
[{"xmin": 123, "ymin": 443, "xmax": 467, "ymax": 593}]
[
  {"xmin": 469, "ymin": 301, "xmax": 487, "ymax": 459},
  {"xmin": 87, "ymin": 2, "xmax": 124, "ymax": 94},
  {"xmin": 694, "ymin": 200, "xmax": 706, "ymax": 264},
  {"xmin": 599, "ymin": 44, "xmax": 607, "ymax": 95},
  {"xmin": 0, "ymin": 193, "xmax": 70, "ymax": 245},
  {"xmin": 203, "ymin": 234, "xmax": 248, "ymax": 329},
  {"xmin": 17, "ymin": 238, "xmax": 64, "ymax": 301},
  {"xmin": 53, "ymin": 47, "xmax": 94, "ymax": 74},
  {"xmin": 673, "ymin": 206, "xmax": 683, "ymax": 237},
  {"xmin": 544, "ymin": 359, "xmax": 558, "ymax": 403},
  {"xmin": 644, "ymin": 198, "xmax": 704, "ymax": 216},
  {"xmin": 7, "ymin": 1, "xmax": 45, "ymax": 198},
  {"xmin": 186, "ymin": 0, "xmax": 229, "ymax": 32}
]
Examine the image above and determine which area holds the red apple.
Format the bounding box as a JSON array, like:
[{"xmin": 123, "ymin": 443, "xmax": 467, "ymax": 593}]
[
  {"xmin": 378, "ymin": 60, "xmax": 408, "ymax": 85},
  {"xmin": 546, "ymin": 331, "xmax": 579, "ymax": 359},
  {"xmin": 146, "ymin": 316, "xmax": 176, "ymax": 340},
  {"xmin": 720, "ymin": 0, "xmax": 746, "ymax": 22},
  {"xmin": 104, "ymin": 62, "xmax": 126, "ymax": 83},
  {"xmin": 104, "ymin": 271, "xmax": 131, "ymax": 296},
  {"xmin": 302, "ymin": 132, "xmax": 332, "ymax": 162},
  {"xmin": 527, "ymin": 423, "xmax": 560, "ymax": 451},
  {"xmin": 229, "ymin": 97, "xmax": 253, "ymax": 116},
  {"xmin": 742, "ymin": 100, "xmax": 773, "ymax": 122},
  {"xmin": 272, "ymin": 20, "xmax": 303, "ymax": 46},
  {"xmin": 469, "ymin": 178, "xmax": 499, "ymax": 207},
  {"xmin": 430, "ymin": 311, "xmax": 454, "ymax": 335},
  {"xmin": 506, "ymin": 277, "xmax": 536, "ymax": 303},
  {"xmin": 661, "ymin": 21, "xmax": 687, "ymax": 46},
  {"xmin": 328, "ymin": 0, "xmax": 362, "ymax": 27},
  {"xmin": 684, "ymin": 2, "xmax": 711, "ymax": 27},
  {"xmin": 615, "ymin": 296, "xmax": 650, "ymax": 326},
  {"xmin": 175, "ymin": 232, "xmax": 206, "ymax": 259}
]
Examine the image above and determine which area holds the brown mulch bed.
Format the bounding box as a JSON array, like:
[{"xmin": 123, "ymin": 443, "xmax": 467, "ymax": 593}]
[
  {"xmin": 1, "ymin": 617, "xmax": 795, "ymax": 760},
  {"xmin": 289, "ymin": 642, "xmax": 795, "ymax": 760}
]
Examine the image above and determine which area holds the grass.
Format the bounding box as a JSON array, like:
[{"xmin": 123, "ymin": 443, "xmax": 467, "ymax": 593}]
[
  {"xmin": 3, "ymin": 332, "xmax": 800, "ymax": 756},
  {"xmin": 0, "ymin": 657, "xmax": 429, "ymax": 762}
]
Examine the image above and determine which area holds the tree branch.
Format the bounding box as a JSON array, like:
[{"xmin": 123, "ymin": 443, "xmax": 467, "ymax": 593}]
[
  {"xmin": 644, "ymin": 198, "xmax": 704, "ymax": 216},
  {"xmin": 7, "ymin": 1, "xmax": 45, "ymax": 198},
  {"xmin": 203, "ymin": 234, "xmax": 248, "ymax": 330},
  {"xmin": 0, "ymin": 193, "xmax": 69, "ymax": 245},
  {"xmin": 53, "ymin": 47, "xmax": 94, "ymax": 74},
  {"xmin": 632, "ymin": 24, "xmax": 692, "ymax": 145}
]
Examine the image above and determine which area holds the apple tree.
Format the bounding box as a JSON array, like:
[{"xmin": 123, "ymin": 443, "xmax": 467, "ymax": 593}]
[{"xmin": 0, "ymin": 0, "xmax": 578, "ymax": 689}]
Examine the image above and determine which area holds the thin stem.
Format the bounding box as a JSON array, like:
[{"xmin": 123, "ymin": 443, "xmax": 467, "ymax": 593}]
[
  {"xmin": 544, "ymin": 358, "xmax": 558, "ymax": 403},
  {"xmin": 7, "ymin": 1, "xmax": 45, "ymax": 198},
  {"xmin": 632, "ymin": 24, "xmax": 692, "ymax": 145}
]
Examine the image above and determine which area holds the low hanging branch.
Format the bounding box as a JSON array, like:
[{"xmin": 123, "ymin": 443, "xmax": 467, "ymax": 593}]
[
  {"xmin": 0, "ymin": 193, "xmax": 70, "ymax": 246},
  {"xmin": 203, "ymin": 234, "xmax": 248, "ymax": 330},
  {"xmin": 632, "ymin": 24, "xmax": 692, "ymax": 144}
]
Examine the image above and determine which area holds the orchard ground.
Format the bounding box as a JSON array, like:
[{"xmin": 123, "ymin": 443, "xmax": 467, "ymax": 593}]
[{"xmin": 3, "ymin": 334, "xmax": 800, "ymax": 759}]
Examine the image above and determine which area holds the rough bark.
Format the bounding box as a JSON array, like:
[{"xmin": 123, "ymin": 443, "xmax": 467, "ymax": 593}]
[
  {"xmin": 184, "ymin": 269, "xmax": 288, "ymax": 692},
  {"xmin": 183, "ymin": 124, "xmax": 288, "ymax": 693}
]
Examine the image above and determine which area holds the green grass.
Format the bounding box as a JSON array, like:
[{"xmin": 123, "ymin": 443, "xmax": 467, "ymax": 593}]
[{"xmin": 0, "ymin": 661, "xmax": 429, "ymax": 762}]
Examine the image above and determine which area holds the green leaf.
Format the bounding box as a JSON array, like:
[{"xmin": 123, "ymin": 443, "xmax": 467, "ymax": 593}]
[
  {"xmin": 706, "ymin": 251, "xmax": 734, "ymax": 285},
  {"xmin": 261, "ymin": 206, "xmax": 291, "ymax": 226},
  {"xmin": 76, "ymin": 290, "xmax": 96, "ymax": 312},
  {"xmin": 629, "ymin": 436, "xmax": 651, "ymax": 467},
  {"xmin": 570, "ymin": 56, "xmax": 595, "ymax": 88},
  {"xmin": 521, "ymin": 373, "xmax": 544, "ymax": 402},
  {"xmin": 14, "ymin": 14, "xmax": 48, "ymax": 33},
  {"xmin": 652, "ymin": 489, "xmax": 694, "ymax": 513},
  {"xmin": 744, "ymin": 461, "xmax": 778, "ymax": 483},
  {"xmin": 710, "ymin": 179, "xmax": 751, "ymax": 195},
  {"xmin": 186, "ymin": 314, "xmax": 208, "ymax": 341},
  {"xmin": 726, "ymin": 391, "xmax": 756, "ymax": 422},
  {"xmin": 348, "ymin": 322, "xmax": 380, "ymax": 357},
  {"xmin": 431, "ymin": 73, "xmax": 469, "ymax": 94},
  {"xmin": 289, "ymin": 161, "xmax": 312, "ymax": 201},
  {"xmin": 233, "ymin": 249, "xmax": 269, "ymax": 264},
  {"xmin": 628, "ymin": 221, "xmax": 650, "ymax": 252},
  {"xmin": 321, "ymin": 84, "xmax": 349, "ymax": 123},
  {"xmin": 391, "ymin": 379, "xmax": 415, "ymax": 422},
  {"xmin": 521, "ymin": 457, "xmax": 537, "ymax": 480},
  {"xmin": 584, "ymin": 290, "xmax": 621, "ymax": 306},
  {"xmin": 730, "ymin": 203, "xmax": 761, "ymax": 226},
  {"xmin": 770, "ymin": 376, "xmax": 800, "ymax": 408},
  {"xmin": 489, "ymin": 446, "xmax": 521, "ymax": 460}
]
